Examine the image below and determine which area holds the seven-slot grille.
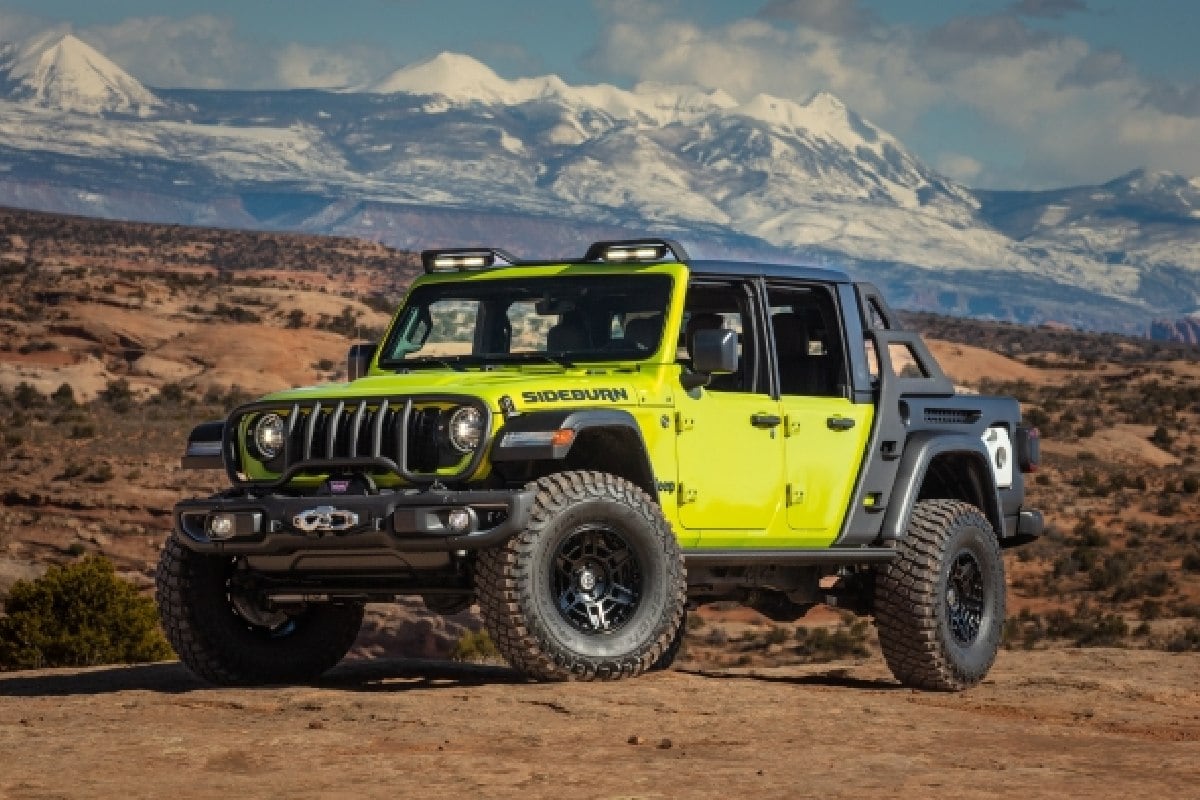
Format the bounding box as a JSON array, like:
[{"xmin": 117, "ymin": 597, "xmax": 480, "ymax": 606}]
[{"xmin": 230, "ymin": 396, "xmax": 487, "ymax": 485}]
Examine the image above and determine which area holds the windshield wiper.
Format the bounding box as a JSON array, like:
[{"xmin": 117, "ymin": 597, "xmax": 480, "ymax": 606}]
[
  {"xmin": 393, "ymin": 356, "xmax": 469, "ymax": 372},
  {"xmin": 491, "ymin": 352, "xmax": 576, "ymax": 368}
]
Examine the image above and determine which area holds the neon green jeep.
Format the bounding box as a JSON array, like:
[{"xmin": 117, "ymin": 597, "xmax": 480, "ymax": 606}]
[{"xmin": 157, "ymin": 239, "xmax": 1043, "ymax": 690}]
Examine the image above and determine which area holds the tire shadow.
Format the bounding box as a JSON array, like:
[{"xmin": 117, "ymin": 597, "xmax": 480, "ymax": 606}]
[
  {"xmin": 676, "ymin": 666, "xmax": 905, "ymax": 691},
  {"xmin": 0, "ymin": 657, "xmax": 525, "ymax": 697},
  {"xmin": 0, "ymin": 661, "xmax": 206, "ymax": 697}
]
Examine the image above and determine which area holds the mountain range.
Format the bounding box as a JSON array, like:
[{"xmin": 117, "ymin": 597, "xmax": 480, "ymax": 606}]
[{"xmin": 1, "ymin": 33, "xmax": 1198, "ymax": 335}]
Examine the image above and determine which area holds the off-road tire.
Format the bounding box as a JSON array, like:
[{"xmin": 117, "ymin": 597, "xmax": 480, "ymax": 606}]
[
  {"xmin": 649, "ymin": 608, "xmax": 687, "ymax": 671},
  {"xmin": 874, "ymin": 499, "xmax": 1005, "ymax": 691},
  {"xmin": 156, "ymin": 537, "xmax": 364, "ymax": 685},
  {"xmin": 475, "ymin": 471, "xmax": 686, "ymax": 681}
]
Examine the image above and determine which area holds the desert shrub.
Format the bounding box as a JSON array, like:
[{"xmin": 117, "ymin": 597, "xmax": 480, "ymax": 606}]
[
  {"xmin": 1182, "ymin": 552, "xmax": 1200, "ymax": 573},
  {"xmin": 1138, "ymin": 600, "xmax": 1162, "ymax": 621},
  {"xmin": 13, "ymin": 382, "xmax": 45, "ymax": 409},
  {"xmin": 1041, "ymin": 605, "xmax": 1129, "ymax": 647},
  {"xmin": 451, "ymin": 629, "xmax": 497, "ymax": 662},
  {"xmin": 764, "ymin": 625, "xmax": 791, "ymax": 646},
  {"xmin": 1088, "ymin": 553, "xmax": 1132, "ymax": 591},
  {"xmin": 69, "ymin": 422, "xmax": 96, "ymax": 439},
  {"xmin": 1165, "ymin": 624, "xmax": 1200, "ymax": 653},
  {"xmin": 98, "ymin": 378, "xmax": 133, "ymax": 413},
  {"xmin": 85, "ymin": 462, "xmax": 115, "ymax": 484},
  {"xmin": 0, "ymin": 556, "xmax": 171, "ymax": 670},
  {"xmin": 1183, "ymin": 476, "xmax": 1200, "ymax": 495},
  {"xmin": 705, "ymin": 627, "xmax": 729, "ymax": 646},
  {"xmin": 1151, "ymin": 426, "xmax": 1173, "ymax": 448},
  {"xmin": 156, "ymin": 382, "xmax": 186, "ymax": 405},
  {"xmin": 213, "ymin": 302, "xmax": 261, "ymax": 324},
  {"xmin": 50, "ymin": 383, "xmax": 76, "ymax": 408},
  {"xmin": 792, "ymin": 620, "xmax": 870, "ymax": 662}
]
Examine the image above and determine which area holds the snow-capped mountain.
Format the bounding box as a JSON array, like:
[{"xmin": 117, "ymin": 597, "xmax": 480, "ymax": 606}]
[
  {"xmin": 0, "ymin": 35, "xmax": 1196, "ymax": 334},
  {"xmin": 0, "ymin": 32, "xmax": 162, "ymax": 115}
]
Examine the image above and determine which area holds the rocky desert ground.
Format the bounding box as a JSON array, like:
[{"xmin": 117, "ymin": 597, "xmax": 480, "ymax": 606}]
[
  {"xmin": 2, "ymin": 207, "xmax": 1200, "ymax": 797},
  {"xmin": 2, "ymin": 648, "xmax": 1198, "ymax": 799}
]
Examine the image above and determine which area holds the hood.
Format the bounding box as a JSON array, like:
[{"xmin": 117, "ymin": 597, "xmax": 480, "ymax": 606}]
[{"xmin": 258, "ymin": 365, "xmax": 651, "ymax": 411}]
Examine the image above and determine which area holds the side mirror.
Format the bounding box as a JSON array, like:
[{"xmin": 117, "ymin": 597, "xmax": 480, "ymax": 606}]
[
  {"xmin": 347, "ymin": 342, "xmax": 377, "ymax": 381},
  {"xmin": 692, "ymin": 328, "xmax": 738, "ymax": 374}
]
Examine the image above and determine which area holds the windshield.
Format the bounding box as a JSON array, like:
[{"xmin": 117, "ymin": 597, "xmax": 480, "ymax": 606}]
[{"xmin": 378, "ymin": 274, "xmax": 674, "ymax": 368}]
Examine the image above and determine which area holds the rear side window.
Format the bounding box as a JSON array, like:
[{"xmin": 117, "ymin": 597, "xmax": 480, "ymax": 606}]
[{"xmin": 767, "ymin": 285, "xmax": 847, "ymax": 398}]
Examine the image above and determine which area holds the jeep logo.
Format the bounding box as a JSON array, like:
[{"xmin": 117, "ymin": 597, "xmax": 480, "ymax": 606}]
[{"xmin": 293, "ymin": 506, "xmax": 360, "ymax": 533}]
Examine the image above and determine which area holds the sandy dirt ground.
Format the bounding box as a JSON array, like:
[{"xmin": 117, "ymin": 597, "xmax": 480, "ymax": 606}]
[{"xmin": 2, "ymin": 648, "xmax": 1197, "ymax": 799}]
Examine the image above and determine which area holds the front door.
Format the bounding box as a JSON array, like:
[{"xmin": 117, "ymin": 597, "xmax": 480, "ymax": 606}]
[{"xmin": 674, "ymin": 278, "xmax": 785, "ymax": 533}]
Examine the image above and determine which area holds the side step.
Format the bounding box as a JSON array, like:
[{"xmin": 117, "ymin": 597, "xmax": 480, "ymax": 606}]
[{"xmin": 682, "ymin": 547, "xmax": 895, "ymax": 567}]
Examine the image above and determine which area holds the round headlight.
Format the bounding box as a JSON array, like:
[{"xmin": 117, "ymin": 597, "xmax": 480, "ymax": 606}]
[
  {"xmin": 252, "ymin": 413, "xmax": 286, "ymax": 460},
  {"xmin": 447, "ymin": 406, "xmax": 483, "ymax": 453}
]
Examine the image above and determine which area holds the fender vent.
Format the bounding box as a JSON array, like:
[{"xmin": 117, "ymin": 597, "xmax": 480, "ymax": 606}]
[{"xmin": 924, "ymin": 408, "xmax": 982, "ymax": 425}]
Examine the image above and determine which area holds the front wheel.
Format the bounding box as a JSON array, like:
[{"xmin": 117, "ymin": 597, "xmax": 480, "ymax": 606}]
[
  {"xmin": 475, "ymin": 471, "xmax": 686, "ymax": 681},
  {"xmin": 873, "ymin": 499, "xmax": 1005, "ymax": 691},
  {"xmin": 156, "ymin": 538, "xmax": 364, "ymax": 685}
]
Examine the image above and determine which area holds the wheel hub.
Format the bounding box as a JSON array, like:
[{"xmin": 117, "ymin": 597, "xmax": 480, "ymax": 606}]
[
  {"xmin": 946, "ymin": 550, "xmax": 986, "ymax": 646},
  {"xmin": 553, "ymin": 525, "xmax": 642, "ymax": 634},
  {"xmin": 577, "ymin": 566, "xmax": 599, "ymax": 592}
]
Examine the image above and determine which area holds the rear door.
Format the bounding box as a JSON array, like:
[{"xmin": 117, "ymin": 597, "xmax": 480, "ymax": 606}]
[{"xmin": 767, "ymin": 283, "xmax": 873, "ymax": 548}]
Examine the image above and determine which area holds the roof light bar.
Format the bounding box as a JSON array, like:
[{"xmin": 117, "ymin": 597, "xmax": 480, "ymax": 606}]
[
  {"xmin": 583, "ymin": 238, "xmax": 690, "ymax": 264},
  {"xmin": 421, "ymin": 247, "xmax": 518, "ymax": 274}
]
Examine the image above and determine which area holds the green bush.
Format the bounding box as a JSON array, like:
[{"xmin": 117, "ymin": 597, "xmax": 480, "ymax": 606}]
[
  {"xmin": 0, "ymin": 556, "xmax": 172, "ymax": 670},
  {"xmin": 451, "ymin": 629, "xmax": 498, "ymax": 662}
]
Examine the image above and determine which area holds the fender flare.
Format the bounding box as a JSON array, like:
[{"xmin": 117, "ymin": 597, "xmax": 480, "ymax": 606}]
[
  {"xmin": 181, "ymin": 420, "xmax": 226, "ymax": 470},
  {"xmin": 881, "ymin": 431, "xmax": 1003, "ymax": 541},
  {"xmin": 489, "ymin": 409, "xmax": 656, "ymax": 494}
]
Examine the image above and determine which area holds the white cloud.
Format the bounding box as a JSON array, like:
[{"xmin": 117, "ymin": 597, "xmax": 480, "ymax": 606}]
[
  {"xmin": 586, "ymin": 3, "xmax": 1200, "ymax": 187},
  {"xmin": 0, "ymin": 10, "xmax": 54, "ymax": 42},
  {"xmin": 937, "ymin": 153, "xmax": 984, "ymax": 182},
  {"xmin": 3, "ymin": 14, "xmax": 393, "ymax": 92}
]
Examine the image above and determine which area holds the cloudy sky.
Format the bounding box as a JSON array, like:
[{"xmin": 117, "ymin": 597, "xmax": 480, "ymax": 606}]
[{"xmin": 2, "ymin": 0, "xmax": 1198, "ymax": 189}]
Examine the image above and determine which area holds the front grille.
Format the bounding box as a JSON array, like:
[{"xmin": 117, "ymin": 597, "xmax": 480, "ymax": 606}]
[
  {"xmin": 229, "ymin": 395, "xmax": 488, "ymax": 486},
  {"xmin": 924, "ymin": 407, "xmax": 982, "ymax": 425}
]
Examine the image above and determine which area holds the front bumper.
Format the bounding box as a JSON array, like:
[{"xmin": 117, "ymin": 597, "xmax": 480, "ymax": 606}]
[{"xmin": 172, "ymin": 487, "xmax": 534, "ymax": 556}]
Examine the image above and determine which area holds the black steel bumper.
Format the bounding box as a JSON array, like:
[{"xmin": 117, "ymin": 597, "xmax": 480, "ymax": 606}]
[{"xmin": 172, "ymin": 488, "xmax": 534, "ymax": 556}]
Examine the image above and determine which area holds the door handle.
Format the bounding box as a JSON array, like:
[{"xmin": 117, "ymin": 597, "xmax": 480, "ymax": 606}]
[
  {"xmin": 827, "ymin": 416, "xmax": 856, "ymax": 431},
  {"xmin": 751, "ymin": 413, "xmax": 782, "ymax": 429}
]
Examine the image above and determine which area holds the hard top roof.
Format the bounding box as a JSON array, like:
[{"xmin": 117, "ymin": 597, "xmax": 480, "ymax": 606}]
[{"xmin": 421, "ymin": 238, "xmax": 852, "ymax": 284}]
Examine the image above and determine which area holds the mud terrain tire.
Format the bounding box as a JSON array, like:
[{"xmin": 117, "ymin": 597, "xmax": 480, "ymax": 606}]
[
  {"xmin": 156, "ymin": 538, "xmax": 364, "ymax": 685},
  {"xmin": 649, "ymin": 608, "xmax": 687, "ymax": 672},
  {"xmin": 874, "ymin": 499, "xmax": 1005, "ymax": 691},
  {"xmin": 476, "ymin": 471, "xmax": 686, "ymax": 681}
]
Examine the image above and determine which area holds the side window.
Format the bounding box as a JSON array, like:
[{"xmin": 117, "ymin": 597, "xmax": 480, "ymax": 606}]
[
  {"xmin": 767, "ymin": 285, "xmax": 847, "ymax": 398},
  {"xmin": 679, "ymin": 280, "xmax": 763, "ymax": 393}
]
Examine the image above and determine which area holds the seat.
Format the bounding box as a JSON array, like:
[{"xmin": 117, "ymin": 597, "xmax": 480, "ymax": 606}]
[
  {"xmin": 622, "ymin": 314, "xmax": 662, "ymax": 352},
  {"xmin": 546, "ymin": 311, "xmax": 588, "ymax": 352},
  {"xmin": 773, "ymin": 311, "xmax": 828, "ymax": 396}
]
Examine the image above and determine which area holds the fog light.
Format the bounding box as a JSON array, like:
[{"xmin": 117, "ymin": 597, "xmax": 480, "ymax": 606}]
[
  {"xmin": 447, "ymin": 508, "xmax": 472, "ymax": 533},
  {"xmin": 208, "ymin": 513, "xmax": 237, "ymax": 540}
]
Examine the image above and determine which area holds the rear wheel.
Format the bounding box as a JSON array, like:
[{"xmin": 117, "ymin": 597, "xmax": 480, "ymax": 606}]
[
  {"xmin": 476, "ymin": 471, "xmax": 686, "ymax": 681},
  {"xmin": 873, "ymin": 499, "xmax": 1005, "ymax": 691},
  {"xmin": 156, "ymin": 538, "xmax": 363, "ymax": 685}
]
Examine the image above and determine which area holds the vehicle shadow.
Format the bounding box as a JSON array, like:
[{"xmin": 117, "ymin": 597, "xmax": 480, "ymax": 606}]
[
  {"xmin": 0, "ymin": 657, "xmax": 526, "ymax": 698},
  {"xmin": 676, "ymin": 666, "xmax": 905, "ymax": 691}
]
